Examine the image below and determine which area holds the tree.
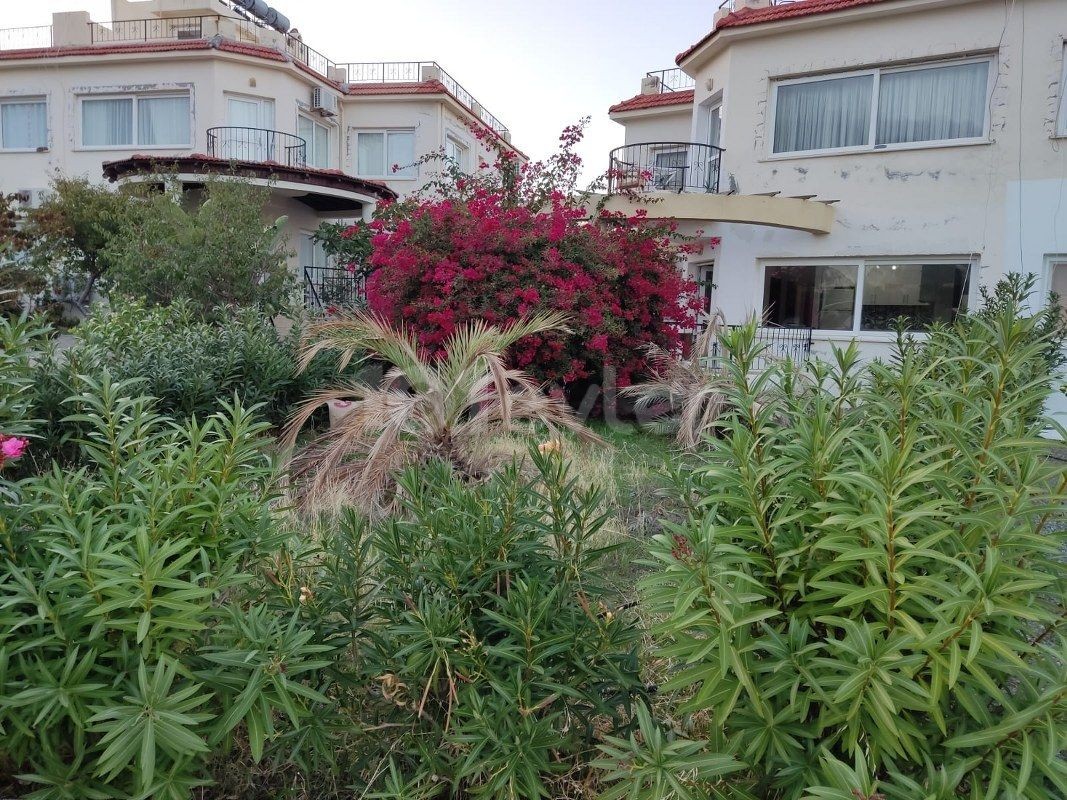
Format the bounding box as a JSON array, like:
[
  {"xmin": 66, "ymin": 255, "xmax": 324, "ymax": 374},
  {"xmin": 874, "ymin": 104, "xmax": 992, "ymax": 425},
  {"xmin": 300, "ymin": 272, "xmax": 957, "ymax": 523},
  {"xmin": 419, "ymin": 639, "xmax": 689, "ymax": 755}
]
[
  {"xmin": 103, "ymin": 176, "xmax": 293, "ymax": 318},
  {"xmin": 359, "ymin": 122, "xmax": 700, "ymax": 397},
  {"xmin": 282, "ymin": 311, "xmax": 596, "ymax": 513},
  {"xmin": 16, "ymin": 177, "xmax": 136, "ymax": 309}
]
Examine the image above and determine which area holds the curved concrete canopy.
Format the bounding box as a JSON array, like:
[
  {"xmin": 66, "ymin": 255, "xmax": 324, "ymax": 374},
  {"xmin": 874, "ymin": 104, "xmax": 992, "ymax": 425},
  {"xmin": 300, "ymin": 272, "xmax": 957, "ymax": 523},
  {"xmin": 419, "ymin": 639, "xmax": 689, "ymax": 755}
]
[{"xmin": 590, "ymin": 191, "xmax": 835, "ymax": 234}]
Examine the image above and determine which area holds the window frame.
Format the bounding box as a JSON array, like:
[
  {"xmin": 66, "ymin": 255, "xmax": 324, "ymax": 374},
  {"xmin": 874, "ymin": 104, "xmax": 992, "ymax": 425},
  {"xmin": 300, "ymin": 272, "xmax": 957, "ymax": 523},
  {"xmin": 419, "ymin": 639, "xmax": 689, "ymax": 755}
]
[
  {"xmin": 0, "ymin": 96, "xmax": 48, "ymax": 153},
  {"xmin": 768, "ymin": 55, "xmax": 994, "ymax": 159},
  {"xmin": 1058, "ymin": 44, "xmax": 1067, "ymax": 137},
  {"xmin": 77, "ymin": 91, "xmax": 192, "ymax": 151},
  {"xmin": 298, "ymin": 112, "xmax": 332, "ymax": 169},
  {"xmin": 760, "ymin": 257, "xmax": 976, "ymax": 337},
  {"xmin": 444, "ymin": 133, "xmax": 469, "ymax": 170},
  {"xmin": 354, "ymin": 128, "xmax": 417, "ymax": 179}
]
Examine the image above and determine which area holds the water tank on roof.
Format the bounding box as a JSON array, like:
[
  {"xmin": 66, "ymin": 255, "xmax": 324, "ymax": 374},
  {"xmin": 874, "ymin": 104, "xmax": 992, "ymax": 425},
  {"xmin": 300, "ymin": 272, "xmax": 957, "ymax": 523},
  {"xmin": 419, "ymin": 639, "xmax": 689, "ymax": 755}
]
[{"xmin": 229, "ymin": 0, "xmax": 291, "ymax": 34}]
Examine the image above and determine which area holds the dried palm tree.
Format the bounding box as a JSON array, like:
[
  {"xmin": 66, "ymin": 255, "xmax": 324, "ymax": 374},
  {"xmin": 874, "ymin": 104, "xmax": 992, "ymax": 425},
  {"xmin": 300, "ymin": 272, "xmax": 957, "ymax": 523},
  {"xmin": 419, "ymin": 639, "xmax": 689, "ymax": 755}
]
[
  {"xmin": 623, "ymin": 313, "xmax": 730, "ymax": 449},
  {"xmin": 282, "ymin": 311, "xmax": 598, "ymax": 512}
]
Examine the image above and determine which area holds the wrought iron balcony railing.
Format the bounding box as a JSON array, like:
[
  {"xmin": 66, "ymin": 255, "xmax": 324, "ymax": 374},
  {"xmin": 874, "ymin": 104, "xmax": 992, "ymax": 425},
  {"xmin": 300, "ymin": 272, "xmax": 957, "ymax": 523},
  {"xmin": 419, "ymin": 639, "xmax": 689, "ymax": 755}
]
[
  {"xmin": 645, "ymin": 68, "xmax": 696, "ymax": 93},
  {"xmin": 304, "ymin": 265, "xmax": 366, "ymax": 313},
  {"xmin": 0, "ymin": 25, "xmax": 53, "ymax": 50},
  {"xmin": 703, "ymin": 324, "xmax": 813, "ymax": 371},
  {"xmin": 206, "ymin": 127, "xmax": 307, "ymax": 167},
  {"xmin": 608, "ymin": 142, "xmax": 725, "ymax": 194},
  {"xmin": 88, "ymin": 16, "xmax": 211, "ymax": 44}
]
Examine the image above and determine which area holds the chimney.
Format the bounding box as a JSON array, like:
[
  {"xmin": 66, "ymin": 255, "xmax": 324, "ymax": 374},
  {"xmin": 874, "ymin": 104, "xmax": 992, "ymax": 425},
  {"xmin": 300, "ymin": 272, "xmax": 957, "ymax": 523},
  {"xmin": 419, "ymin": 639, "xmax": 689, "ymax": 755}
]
[
  {"xmin": 640, "ymin": 75, "xmax": 662, "ymax": 95},
  {"xmin": 52, "ymin": 11, "xmax": 92, "ymax": 47}
]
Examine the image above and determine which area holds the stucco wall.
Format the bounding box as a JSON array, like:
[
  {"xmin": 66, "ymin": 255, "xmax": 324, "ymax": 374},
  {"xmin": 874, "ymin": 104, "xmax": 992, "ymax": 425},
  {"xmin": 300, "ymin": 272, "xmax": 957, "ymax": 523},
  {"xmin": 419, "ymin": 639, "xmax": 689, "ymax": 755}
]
[{"xmin": 619, "ymin": 108, "xmax": 693, "ymax": 146}]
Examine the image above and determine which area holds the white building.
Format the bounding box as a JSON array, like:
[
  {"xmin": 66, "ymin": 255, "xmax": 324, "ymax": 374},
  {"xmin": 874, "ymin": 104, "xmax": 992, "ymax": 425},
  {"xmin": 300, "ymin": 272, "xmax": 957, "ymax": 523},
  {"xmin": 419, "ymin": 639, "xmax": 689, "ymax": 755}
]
[
  {"xmin": 0, "ymin": 0, "xmax": 520, "ymax": 309},
  {"xmin": 606, "ymin": 0, "xmax": 1067, "ymax": 383}
]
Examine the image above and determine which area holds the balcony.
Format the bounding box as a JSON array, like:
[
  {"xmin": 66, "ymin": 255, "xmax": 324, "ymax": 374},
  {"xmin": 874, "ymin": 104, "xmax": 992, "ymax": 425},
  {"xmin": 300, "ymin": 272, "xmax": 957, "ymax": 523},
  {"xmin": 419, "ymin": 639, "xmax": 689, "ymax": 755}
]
[
  {"xmin": 206, "ymin": 127, "xmax": 306, "ymax": 167},
  {"xmin": 608, "ymin": 142, "xmax": 724, "ymax": 194},
  {"xmin": 644, "ymin": 68, "xmax": 696, "ymax": 94},
  {"xmin": 304, "ymin": 265, "xmax": 365, "ymax": 313}
]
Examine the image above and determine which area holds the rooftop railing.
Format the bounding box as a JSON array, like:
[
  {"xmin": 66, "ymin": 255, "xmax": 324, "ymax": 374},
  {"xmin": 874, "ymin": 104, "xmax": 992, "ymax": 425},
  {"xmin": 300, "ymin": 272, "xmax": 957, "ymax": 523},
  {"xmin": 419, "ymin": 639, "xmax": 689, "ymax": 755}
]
[
  {"xmin": 337, "ymin": 61, "xmax": 510, "ymax": 136},
  {"xmin": 88, "ymin": 16, "xmax": 212, "ymax": 44},
  {"xmin": 0, "ymin": 25, "xmax": 52, "ymax": 50},
  {"xmin": 0, "ymin": 19, "xmax": 511, "ymax": 139},
  {"xmin": 646, "ymin": 68, "xmax": 695, "ymax": 93}
]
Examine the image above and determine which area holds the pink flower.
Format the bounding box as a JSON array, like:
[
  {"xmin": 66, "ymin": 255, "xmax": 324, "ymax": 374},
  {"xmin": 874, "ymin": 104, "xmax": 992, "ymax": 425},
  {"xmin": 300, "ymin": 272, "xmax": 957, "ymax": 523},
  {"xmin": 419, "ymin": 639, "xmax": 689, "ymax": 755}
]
[{"xmin": 0, "ymin": 434, "xmax": 28, "ymax": 463}]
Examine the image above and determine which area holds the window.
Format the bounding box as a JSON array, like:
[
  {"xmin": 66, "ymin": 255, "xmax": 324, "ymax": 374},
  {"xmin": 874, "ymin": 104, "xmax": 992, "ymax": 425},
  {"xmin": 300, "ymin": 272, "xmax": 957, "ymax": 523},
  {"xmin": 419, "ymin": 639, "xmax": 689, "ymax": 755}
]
[
  {"xmin": 1059, "ymin": 45, "xmax": 1067, "ymax": 136},
  {"xmin": 356, "ymin": 130, "xmax": 416, "ymax": 178},
  {"xmin": 696, "ymin": 264, "xmax": 715, "ymax": 314},
  {"xmin": 81, "ymin": 93, "xmax": 190, "ymax": 148},
  {"xmin": 1, "ymin": 98, "xmax": 47, "ymax": 150},
  {"xmin": 771, "ymin": 58, "xmax": 990, "ymax": 155},
  {"xmin": 445, "ymin": 135, "xmax": 468, "ymax": 169},
  {"xmin": 860, "ymin": 262, "xmax": 969, "ymax": 330},
  {"xmin": 299, "ymin": 115, "xmax": 330, "ymax": 168},
  {"xmin": 762, "ymin": 260, "xmax": 972, "ymax": 332},
  {"xmin": 653, "ymin": 149, "xmax": 687, "ymax": 190},
  {"xmin": 763, "ymin": 265, "xmax": 858, "ymax": 330}
]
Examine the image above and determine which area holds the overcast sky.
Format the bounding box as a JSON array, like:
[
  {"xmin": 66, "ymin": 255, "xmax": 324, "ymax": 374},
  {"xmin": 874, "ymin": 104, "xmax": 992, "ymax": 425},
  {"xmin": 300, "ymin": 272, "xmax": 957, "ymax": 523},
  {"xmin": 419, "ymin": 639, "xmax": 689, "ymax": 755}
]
[{"xmin": 6, "ymin": 0, "xmax": 714, "ymax": 185}]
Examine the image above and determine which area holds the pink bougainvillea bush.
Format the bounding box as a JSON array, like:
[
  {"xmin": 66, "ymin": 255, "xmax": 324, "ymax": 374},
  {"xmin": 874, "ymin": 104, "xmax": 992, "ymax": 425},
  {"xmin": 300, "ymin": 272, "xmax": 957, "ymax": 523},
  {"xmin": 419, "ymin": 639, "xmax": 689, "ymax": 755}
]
[{"xmin": 358, "ymin": 121, "xmax": 700, "ymax": 391}]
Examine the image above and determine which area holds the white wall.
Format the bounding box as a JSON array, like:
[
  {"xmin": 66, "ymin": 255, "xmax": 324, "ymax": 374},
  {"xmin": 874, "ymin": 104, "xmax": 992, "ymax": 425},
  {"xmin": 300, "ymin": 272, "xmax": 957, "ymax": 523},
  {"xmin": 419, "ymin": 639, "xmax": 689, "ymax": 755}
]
[{"xmin": 619, "ymin": 0, "xmax": 1067, "ymax": 352}]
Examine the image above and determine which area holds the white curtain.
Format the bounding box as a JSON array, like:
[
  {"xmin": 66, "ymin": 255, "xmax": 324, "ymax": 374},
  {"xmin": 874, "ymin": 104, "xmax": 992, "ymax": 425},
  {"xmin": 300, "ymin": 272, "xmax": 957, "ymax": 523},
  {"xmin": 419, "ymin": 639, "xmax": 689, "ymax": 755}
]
[
  {"xmin": 82, "ymin": 98, "xmax": 133, "ymax": 146},
  {"xmin": 773, "ymin": 74, "xmax": 873, "ymax": 153},
  {"xmin": 299, "ymin": 116, "xmax": 330, "ymax": 168},
  {"xmin": 138, "ymin": 96, "xmax": 190, "ymax": 146},
  {"xmin": 876, "ymin": 61, "xmax": 987, "ymax": 145},
  {"xmin": 357, "ymin": 132, "xmax": 385, "ymax": 175},
  {"xmin": 1, "ymin": 101, "xmax": 46, "ymax": 149},
  {"xmin": 387, "ymin": 131, "xmax": 416, "ymax": 178}
]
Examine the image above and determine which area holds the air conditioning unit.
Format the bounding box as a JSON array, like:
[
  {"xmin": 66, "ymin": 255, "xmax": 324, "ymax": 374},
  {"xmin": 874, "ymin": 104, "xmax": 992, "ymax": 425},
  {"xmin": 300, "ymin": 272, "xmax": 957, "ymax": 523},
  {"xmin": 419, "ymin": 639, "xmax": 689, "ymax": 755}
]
[{"xmin": 311, "ymin": 87, "xmax": 338, "ymax": 117}]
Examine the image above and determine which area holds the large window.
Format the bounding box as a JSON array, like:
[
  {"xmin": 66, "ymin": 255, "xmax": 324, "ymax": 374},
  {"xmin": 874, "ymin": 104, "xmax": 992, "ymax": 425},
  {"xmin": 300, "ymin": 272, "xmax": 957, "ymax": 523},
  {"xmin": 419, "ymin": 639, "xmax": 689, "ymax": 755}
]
[
  {"xmin": 299, "ymin": 115, "xmax": 330, "ymax": 168},
  {"xmin": 860, "ymin": 262, "xmax": 970, "ymax": 331},
  {"xmin": 0, "ymin": 98, "xmax": 47, "ymax": 151},
  {"xmin": 772, "ymin": 58, "xmax": 990, "ymax": 155},
  {"xmin": 763, "ymin": 265, "xmax": 858, "ymax": 330},
  {"xmin": 81, "ymin": 93, "xmax": 190, "ymax": 148},
  {"xmin": 762, "ymin": 260, "xmax": 971, "ymax": 332},
  {"xmin": 356, "ymin": 130, "xmax": 416, "ymax": 178}
]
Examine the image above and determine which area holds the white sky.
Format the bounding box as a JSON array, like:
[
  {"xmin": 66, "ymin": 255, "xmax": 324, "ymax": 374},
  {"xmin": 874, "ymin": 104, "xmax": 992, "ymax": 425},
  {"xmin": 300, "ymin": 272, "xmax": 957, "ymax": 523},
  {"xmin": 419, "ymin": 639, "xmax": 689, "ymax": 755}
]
[{"xmin": 3, "ymin": 0, "xmax": 715, "ymax": 185}]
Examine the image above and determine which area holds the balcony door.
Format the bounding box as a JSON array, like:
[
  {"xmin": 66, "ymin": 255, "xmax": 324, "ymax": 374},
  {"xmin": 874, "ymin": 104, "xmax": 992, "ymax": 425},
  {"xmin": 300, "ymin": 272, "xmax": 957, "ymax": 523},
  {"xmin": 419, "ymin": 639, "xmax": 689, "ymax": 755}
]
[{"xmin": 224, "ymin": 96, "xmax": 275, "ymax": 161}]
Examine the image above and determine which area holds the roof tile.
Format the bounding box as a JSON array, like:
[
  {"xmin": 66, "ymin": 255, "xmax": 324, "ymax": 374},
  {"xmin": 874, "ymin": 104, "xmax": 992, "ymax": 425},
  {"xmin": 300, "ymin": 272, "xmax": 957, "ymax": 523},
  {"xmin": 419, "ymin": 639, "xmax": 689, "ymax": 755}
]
[
  {"xmin": 676, "ymin": 0, "xmax": 894, "ymax": 65},
  {"xmin": 609, "ymin": 89, "xmax": 695, "ymax": 114}
]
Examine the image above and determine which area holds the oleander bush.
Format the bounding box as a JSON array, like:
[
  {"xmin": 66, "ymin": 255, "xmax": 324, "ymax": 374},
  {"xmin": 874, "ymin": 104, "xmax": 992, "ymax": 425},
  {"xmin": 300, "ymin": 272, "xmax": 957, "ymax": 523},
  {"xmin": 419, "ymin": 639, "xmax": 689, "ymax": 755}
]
[
  {"xmin": 356, "ymin": 449, "xmax": 648, "ymax": 798},
  {"xmin": 639, "ymin": 278, "xmax": 1067, "ymax": 798},
  {"xmin": 0, "ymin": 384, "xmax": 347, "ymax": 799}
]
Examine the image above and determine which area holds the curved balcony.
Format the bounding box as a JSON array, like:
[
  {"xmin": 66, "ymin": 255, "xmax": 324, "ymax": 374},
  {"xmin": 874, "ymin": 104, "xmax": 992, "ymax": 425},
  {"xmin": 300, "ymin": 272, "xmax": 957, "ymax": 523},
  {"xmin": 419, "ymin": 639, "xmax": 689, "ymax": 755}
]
[
  {"xmin": 206, "ymin": 127, "xmax": 307, "ymax": 167},
  {"xmin": 608, "ymin": 142, "xmax": 724, "ymax": 194}
]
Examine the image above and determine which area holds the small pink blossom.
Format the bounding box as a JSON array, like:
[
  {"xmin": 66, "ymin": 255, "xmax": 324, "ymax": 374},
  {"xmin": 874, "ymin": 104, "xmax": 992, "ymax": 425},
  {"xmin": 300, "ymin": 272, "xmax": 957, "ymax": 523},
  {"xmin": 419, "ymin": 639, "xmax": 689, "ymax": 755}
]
[{"xmin": 0, "ymin": 434, "xmax": 29, "ymax": 463}]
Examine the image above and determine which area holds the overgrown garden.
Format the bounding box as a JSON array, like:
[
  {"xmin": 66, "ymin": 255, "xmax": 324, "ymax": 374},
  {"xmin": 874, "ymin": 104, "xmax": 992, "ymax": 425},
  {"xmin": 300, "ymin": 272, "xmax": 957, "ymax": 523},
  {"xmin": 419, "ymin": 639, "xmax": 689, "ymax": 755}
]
[{"xmin": 0, "ymin": 128, "xmax": 1064, "ymax": 799}]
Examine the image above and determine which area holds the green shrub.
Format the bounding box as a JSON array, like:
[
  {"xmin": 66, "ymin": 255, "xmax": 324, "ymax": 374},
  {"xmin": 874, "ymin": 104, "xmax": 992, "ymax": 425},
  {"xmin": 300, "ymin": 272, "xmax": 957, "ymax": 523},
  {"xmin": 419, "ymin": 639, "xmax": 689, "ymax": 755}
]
[
  {"xmin": 28, "ymin": 300, "xmax": 347, "ymax": 466},
  {"xmin": 640, "ymin": 280, "xmax": 1067, "ymax": 798},
  {"xmin": 0, "ymin": 381, "xmax": 343, "ymax": 798},
  {"xmin": 357, "ymin": 450, "xmax": 647, "ymax": 798}
]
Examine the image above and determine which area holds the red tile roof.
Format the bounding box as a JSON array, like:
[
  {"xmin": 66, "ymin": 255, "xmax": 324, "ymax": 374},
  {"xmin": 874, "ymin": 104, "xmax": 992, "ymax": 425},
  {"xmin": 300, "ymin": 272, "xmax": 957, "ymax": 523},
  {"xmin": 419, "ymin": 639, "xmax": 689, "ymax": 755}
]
[
  {"xmin": 101, "ymin": 153, "xmax": 398, "ymax": 201},
  {"xmin": 676, "ymin": 0, "xmax": 895, "ymax": 65},
  {"xmin": 0, "ymin": 38, "xmax": 212, "ymax": 61},
  {"xmin": 609, "ymin": 89, "xmax": 695, "ymax": 114}
]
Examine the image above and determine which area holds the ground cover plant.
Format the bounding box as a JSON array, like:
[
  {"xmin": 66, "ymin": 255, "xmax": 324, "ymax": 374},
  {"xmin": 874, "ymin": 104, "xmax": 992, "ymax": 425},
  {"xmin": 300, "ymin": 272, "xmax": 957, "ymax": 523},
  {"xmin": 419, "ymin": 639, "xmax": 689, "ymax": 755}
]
[{"xmin": 637, "ymin": 279, "xmax": 1067, "ymax": 798}]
